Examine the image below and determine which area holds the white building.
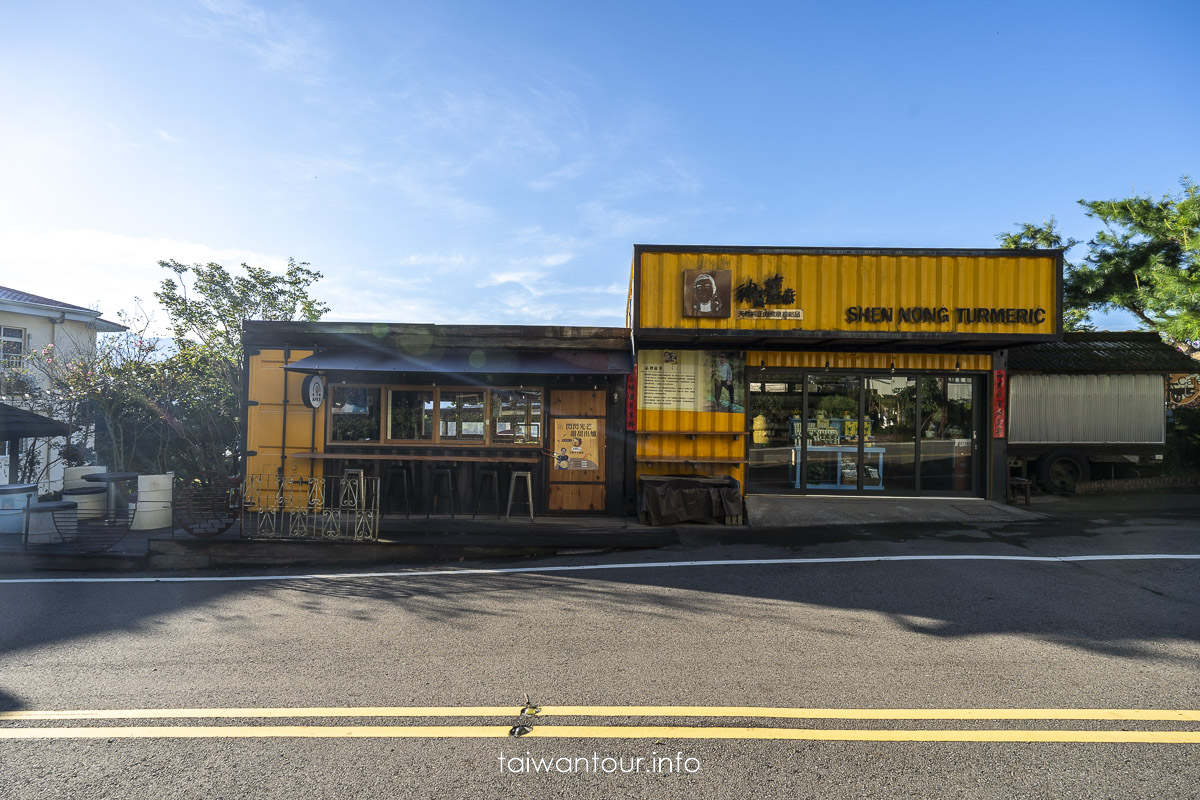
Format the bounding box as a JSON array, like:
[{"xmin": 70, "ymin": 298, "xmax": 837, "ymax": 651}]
[{"xmin": 0, "ymin": 286, "xmax": 124, "ymax": 491}]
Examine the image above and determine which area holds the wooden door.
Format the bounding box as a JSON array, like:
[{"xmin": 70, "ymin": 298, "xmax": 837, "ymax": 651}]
[{"xmin": 548, "ymin": 390, "xmax": 606, "ymax": 512}]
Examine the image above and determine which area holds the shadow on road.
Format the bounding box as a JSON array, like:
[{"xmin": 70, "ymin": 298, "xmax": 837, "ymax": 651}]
[{"xmin": 1, "ymin": 493, "xmax": 1198, "ymax": 709}]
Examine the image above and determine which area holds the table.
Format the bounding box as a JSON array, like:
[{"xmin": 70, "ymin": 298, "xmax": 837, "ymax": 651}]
[
  {"xmin": 794, "ymin": 446, "xmax": 885, "ymax": 490},
  {"xmin": 638, "ymin": 475, "xmax": 742, "ymax": 526},
  {"xmin": 82, "ymin": 471, "xmax": 139, "ymax": 523}
]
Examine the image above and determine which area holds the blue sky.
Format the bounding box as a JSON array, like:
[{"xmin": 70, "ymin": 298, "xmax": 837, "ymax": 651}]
[{"xmin": 2, "ymin": 0, "xmax": 1196, "ymax": 331}]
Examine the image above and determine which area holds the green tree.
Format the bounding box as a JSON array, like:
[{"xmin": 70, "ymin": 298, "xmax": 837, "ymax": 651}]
[
  {"xmin": 152, "ymin": 258, "xmax": 329, "ymax": 476},
  {"xmin": 1069, "ymin": 177, "xmax": 1200, "ymax": 354},
  {"xmin": 22, "ymin": 259, "xmax": 329, "ymax": 480},
  {"xmin": 996, "ymin": 217, "xmax": 1094, "ymax": 331},
  {"xmin": 21, "ymin": 312, "xmax": 171, "ymax": 476}
]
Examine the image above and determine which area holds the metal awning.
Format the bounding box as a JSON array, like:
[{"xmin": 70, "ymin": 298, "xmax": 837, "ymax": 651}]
[
  {"xmin": 2, "ymin": 402, "xmax": 70, "ymax": 484},
  {"xmin": 0, "ymin": 402, "xmax": 70, "ymax": 439},
  {"xmin": 282, "ymin": 348, "xmax": 633, "ymax": 376}
]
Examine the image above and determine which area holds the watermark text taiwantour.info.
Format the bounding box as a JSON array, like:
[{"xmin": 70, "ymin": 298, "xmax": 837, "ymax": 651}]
[{"xmin": 499, "ymin": 751, "xmax": 701, "ymax": 775}]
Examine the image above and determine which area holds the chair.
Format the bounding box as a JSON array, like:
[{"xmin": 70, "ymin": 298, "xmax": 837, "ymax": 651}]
[
  {"xmin": 24, "ymin": 501, "xmax": 78, "ymax": 545},
  {"xmin": 506, "ymin": 471, "xmax": 534, "ymax": 521},
  {"xmin": 383, "ymin": 464, "xmax": 413, "ymax": 518},
  {"xmin": 428, "ymin": 467, "xmax": 457, "ymax": 517},
  {"xmin": 130, "ymin": 473, "xmax": 174, "ymax": 531},
  {"xmin": 472, "ymin": 467, "xmax": 502, "ymax": 520},
  {"xmin": 1008, "ymin": 476, "xmax": 1032, "ymax": 506}
]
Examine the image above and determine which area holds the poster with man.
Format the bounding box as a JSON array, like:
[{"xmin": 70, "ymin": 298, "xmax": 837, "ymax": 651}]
[
  {"xmin": 553, "ymin": 419, "xmax": 600, "ymax": 470},
  {"xmin": 638, "ymin": 349, "xmax": 744, "ymax": 414}
]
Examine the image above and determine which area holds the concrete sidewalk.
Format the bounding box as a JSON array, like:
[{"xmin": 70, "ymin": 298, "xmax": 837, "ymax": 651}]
[{"xmin": 3, "ymin": 491, "xmax": 1195, "ymax": 573}]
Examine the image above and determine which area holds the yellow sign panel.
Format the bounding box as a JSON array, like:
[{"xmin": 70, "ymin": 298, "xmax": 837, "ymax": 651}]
[
  {"xmin": 635, "ymin": 249, "xmax": 1061, "ymax": 337},
  {"xmin": 637, "ymin": 350, "xmax": 745, "ymax": 414},
  {"xmin": 553, "ymin": 419, "xmax": 599, "ymax": 470}
]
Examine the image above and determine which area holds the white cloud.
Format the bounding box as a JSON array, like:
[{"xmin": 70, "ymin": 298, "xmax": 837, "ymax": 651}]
[
  {"xmin": 186, "ymin": 0, "xmax": 329, "ymax": 80},
  {"xmin": 528, "ymin": 159, "xmax": 591, "ymax": 191},
  {"xmin": 0, "ymin": 227, "xmax": 290, "ymax": 331},
  {"xmin": 389, "ymin": 165, "xmax": 494, "ymax": 220}
]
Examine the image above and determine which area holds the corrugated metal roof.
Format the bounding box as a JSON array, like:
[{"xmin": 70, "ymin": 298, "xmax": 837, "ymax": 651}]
[
  {"xmin": 1008, "ymin": 332, "xmax": 1199, "ymax": 373},
  {"xmin": 0, "ymin": 285, "xmax": 93, "ymax": 312}
]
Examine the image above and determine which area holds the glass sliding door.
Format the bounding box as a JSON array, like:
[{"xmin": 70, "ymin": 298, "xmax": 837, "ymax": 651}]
[
  {"xmin": 745, "ymin": 369, "xmax": 984, "ymax": 497},
  {"xmin": 867, "ymin": 376, "xmax": 917, "ymax": 494},
  {"xmin": 747, "ymin": 375, "xmax": 805, "ymax": 493},
  {"xmin": 803, "ymin": 374, "xmax": 864, "ymax": 491},
  {"xmin": 918, "ymin": 376, "xmax": 977, "ymax": 494}
]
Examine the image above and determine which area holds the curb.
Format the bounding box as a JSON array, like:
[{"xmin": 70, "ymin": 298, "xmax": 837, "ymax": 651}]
[{"xmin": 1072, "ymin": 476, "xmax": 1200, "ymax": 496}]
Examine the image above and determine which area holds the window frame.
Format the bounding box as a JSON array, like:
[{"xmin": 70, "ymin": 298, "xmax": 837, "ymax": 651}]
[
  {"xmin": 1, "ymin": 326, "xmax": 25, "ymax": 371},
  {"xmin": 325, "ymin": 383, "xmax": 545, "ymax": 448}
]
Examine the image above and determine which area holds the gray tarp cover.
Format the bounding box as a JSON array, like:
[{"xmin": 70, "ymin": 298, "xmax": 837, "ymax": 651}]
[{"xmin": 638, "ymin": 475, "xmax": 742, "ymax": 526}]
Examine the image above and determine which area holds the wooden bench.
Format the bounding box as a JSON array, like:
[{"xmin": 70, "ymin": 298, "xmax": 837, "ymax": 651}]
[{"xmin": 1008, "ymin": 476, "xmax": 1032, "ymax": 506}]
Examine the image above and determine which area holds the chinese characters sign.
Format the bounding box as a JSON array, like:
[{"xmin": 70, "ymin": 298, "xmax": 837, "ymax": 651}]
[
  {"xmin": 638, "ymin": 350, "xmax": 744, "ymax": 414},
  {"xmin": 553, "ymin": 419, "xmax": 599, "ymax": 470},
  {"xmin": 992, "ymin": 369, "xmax": 1007, "ymax": 438},
  {"xmin": 736, "ymin": 274, "xmax": 795, "ymax": 307}
]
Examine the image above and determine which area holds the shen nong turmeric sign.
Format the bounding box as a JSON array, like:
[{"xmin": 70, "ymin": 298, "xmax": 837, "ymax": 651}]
[{"xmin": 635, "ymin": 246, "xmax": 1061, "ymax": 338}]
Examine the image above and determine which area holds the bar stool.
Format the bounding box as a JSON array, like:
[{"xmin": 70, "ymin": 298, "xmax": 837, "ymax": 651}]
[
  {"xmin": 428, "ymin": 467, "xmax": 457, "ymax": 517},
  {"xmin": 383, "ymin": 464, "xmax": 413, "ymax": 518},
  {"xmin": 506, "ymin": 471, "xmax": 534, "ymax": 521},
  {"xmin": 472, "ymin": 467, "xmax": 502, "ymax": 520}
]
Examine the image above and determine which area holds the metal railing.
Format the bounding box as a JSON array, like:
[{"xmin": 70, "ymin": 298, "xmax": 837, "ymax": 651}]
[{"xmin": 241, "ymin": 473, "xmax": 380, "ymax": 542}]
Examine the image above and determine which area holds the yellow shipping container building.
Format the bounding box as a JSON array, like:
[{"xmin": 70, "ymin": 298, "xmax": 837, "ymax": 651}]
[{"xmin": 242, "ymin": 245, "xmax": 1061, "ymax": 521}]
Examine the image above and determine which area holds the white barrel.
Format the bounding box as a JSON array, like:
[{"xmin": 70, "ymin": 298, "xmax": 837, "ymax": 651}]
[
  {"xmin": 130, "ymin": 474, "xmax": 174, "ymax": 530},
  {"xmin": 0, "ymin": 484, "xmax": 37, "ymax": 534},
  {"xmin": 25, "ymin": 501, "xmax": 77, "ymax": 544},
  {"xmin": 130, "ymin": 501, "xmax": 172, "ymax": 530},
  {"xmin": 64, "ymin": 465, "xmax": 106, "ymax": 491},
  {"xmin": 136, "ymin": 473, "xmax": 174, "ymax": 502}
]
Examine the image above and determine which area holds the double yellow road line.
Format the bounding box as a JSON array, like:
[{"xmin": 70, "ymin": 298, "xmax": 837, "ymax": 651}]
[{"xmin": 2, "ymin": 706, "xmax": 1199, "ymax": 743}]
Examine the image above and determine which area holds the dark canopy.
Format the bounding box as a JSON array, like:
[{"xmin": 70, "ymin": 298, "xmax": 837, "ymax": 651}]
[
  {"xmin": 283, "ymin": 348, "xmax": 633, "ymax": 376},
  {"xmin": 2, "ymin": 402, "xmax": 70, "ymax": 484},
  {"xmin": 0, "ymin": 402, "xmax": 69, "ymax": 439}
]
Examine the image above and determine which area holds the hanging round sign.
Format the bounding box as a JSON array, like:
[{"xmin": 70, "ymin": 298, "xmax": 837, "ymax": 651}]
[{"xmin": 301, "ymin": 374, "xmax": 325, "ymax": 409}]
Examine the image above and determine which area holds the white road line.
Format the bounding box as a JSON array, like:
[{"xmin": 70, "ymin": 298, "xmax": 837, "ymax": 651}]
[{"xmin": 1, "ymin": 554, "xmax": 1198, "ymax": 585}]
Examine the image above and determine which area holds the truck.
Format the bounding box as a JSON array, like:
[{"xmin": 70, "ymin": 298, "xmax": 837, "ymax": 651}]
[{"xmin": 1005, "ymin": 332, "xmax": 1199, "ymax": 492}]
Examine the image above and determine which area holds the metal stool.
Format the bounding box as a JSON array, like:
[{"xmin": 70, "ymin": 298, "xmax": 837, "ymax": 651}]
[
  {"xmin": 428, "ymin": 467, "xmax": 457, "ymax": 517},
  {"xmin": 384, "ymin": 465, "xmax": 413, "ymax": 518},
  {"xmin": 506, "ymin": 471, "xmax": 533, "ymax": 521},
  {"xmin": 1008, "ymin": 476, "xmax": 1032, "ymax": 506},
  {"xmin": 472, "ymin": 467, "xmax": 502, "ymax": 520}
]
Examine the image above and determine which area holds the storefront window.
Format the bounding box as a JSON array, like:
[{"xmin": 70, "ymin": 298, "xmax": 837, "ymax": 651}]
[
  {"xmin": 330, "ymin": 386, "xmax": 381, "ymax": 441},
  {"xmin": 748, "ymin": 371, "xmax": 980, "ymax": 496},
  {"xmin": 439, "ymin": 391, "xmax": 486, "ymax": 441},
  {"xmin": 330, "ymin": 386, "xmax": 543, "ymax": 446},
  {"xmin": 387, "ymin": 390, "xmax": 434, "ymax": 441},
  {"xmin": 490, "ymin": 389, "xmax": 542, "ymax": 444},
  {"xmin": 804, "ymin": 375, "xmax": 866, "ymax": 490}
]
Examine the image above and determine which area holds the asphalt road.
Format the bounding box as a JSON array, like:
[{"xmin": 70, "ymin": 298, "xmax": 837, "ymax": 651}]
[{"xmin": 2, "ymin": 494, "xmax": 1199, "ymax": 799}]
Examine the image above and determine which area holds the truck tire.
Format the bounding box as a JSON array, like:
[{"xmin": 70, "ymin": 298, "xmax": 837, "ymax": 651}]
[{"xmin": 1037, "ymin": 449, "xmax": 1090, "ymax": 493}]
